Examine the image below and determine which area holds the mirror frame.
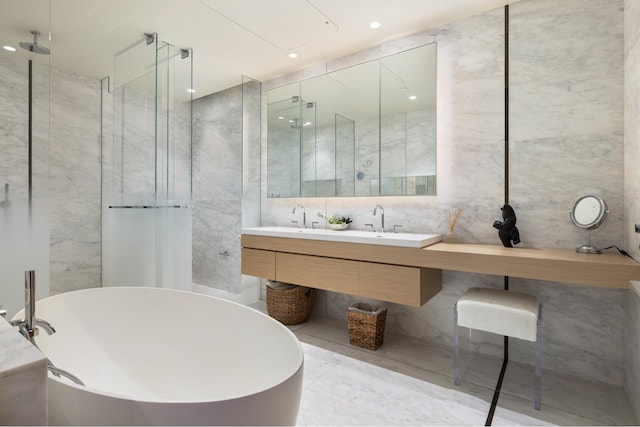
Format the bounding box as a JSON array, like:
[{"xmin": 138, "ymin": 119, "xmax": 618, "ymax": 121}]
[{"xmin": 570, "ymin": 195, "xmax": 608, "ymax": 230}]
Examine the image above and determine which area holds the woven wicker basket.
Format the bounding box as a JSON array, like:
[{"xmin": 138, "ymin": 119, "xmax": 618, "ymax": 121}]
[
  {"xmin": 266, "ymin": 284, "xmax": 314, "ymax": 325},
  {"xmin": 347, "ymin": 303, "xmax": 387, "ymax": 350}
]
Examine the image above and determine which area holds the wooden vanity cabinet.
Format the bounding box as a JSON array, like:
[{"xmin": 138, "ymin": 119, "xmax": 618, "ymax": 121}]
[
  {"xmin": 276, "ymin": 253, "xmax": 359, "ymax": 294},
  {"xmin": 241, "ymin": 248, "xmax": 275, "ymax": 279},
  {"xmin": 359, "ymin": 263, "xmax": 442, "ymax": 306},
  {"xmin": 240, "ymin": 238, "xmax": 443, "ymax": 307}
]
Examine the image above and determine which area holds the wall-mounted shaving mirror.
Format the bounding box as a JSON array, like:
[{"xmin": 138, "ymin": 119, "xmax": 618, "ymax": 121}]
[
  {"xmin": 570, "ymin": 195, "xmax": 609, "ymax": 253},
  {"xmin": 267, "ymin": 43, "xmax": 436, "ymax": 198}
]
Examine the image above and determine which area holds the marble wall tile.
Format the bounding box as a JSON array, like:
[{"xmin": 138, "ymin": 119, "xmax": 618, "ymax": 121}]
[
  {"xmin": 192, "ymin": 85, "xmax": 245, "ymax": 295},
  {"xmin": 624, "ymin": 0, "xmax": 640, "ymax": 419},
  {"xmin": 261, "ymin": 0, "xmax": 629, "ymax": 387},
  {"xmin": 509, "ymin": 0, "xmax": 625, "ymax": 251},
  {"xmin": 49, "ymin": 67, "xmax": 102, "ymax": 294},
  {"xmin": 625, "ymin": 283, "xmax": 640, "ymax": 421}
]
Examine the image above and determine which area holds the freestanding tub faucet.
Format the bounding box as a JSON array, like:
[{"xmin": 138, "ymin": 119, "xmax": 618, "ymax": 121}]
[
  {"xmin": 292, "ymin": 204, "xmax": 306, "ymax": 228},
  {"xmin": 373, "ymin": 204, "xmax": 385, "ymax": 232},
  {"xmin": 8, "ymin": 271, "xmax": 83, "ymax": 386},
  {"xmin": 10, "ymin": 271, "xmax": 56, "ymax": 339}
]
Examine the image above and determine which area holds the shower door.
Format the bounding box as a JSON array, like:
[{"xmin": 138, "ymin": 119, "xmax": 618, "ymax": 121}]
[{"xmin": 101, "ymin": 34, "xmax": 193, "ymax": 290}]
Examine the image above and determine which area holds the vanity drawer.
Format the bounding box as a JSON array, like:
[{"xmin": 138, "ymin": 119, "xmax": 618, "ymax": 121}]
[
  {"xmin": 276, "ymin": 252, "xmax": 359, "ymax": 294},
  {"xmin": 241, "ymin": 248, "xmax": 276, "ymax": 279},
  {"xmin": 358, "ymin": 263, "xmax": 442, "ymax": 307}
]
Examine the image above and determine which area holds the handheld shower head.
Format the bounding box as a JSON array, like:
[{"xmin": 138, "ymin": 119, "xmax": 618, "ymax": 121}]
[{"xmin": 19, "ymin": 30, "xmax": 50, "ymax": 55}]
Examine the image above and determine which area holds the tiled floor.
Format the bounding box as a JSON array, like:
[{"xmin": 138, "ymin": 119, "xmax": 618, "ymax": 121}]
[{"xmin": 248, "ymin": 301, "xmax": 637, "ymax": 426}]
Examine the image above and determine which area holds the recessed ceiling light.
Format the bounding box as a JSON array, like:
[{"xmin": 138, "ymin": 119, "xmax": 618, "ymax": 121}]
[
  {"xmin": 288, "ymin": 52, "xmax": 298, "ymax": 59},
  {"xmin": 369, "ymin": 21, "xmax": 381, "ymax": 30},
  {"xmin": 277, "ymin": 116, "xmax": 285, "ymax": 120},
  {"xmin": 409, "ymin": 95, "xmax": 417, "ymax": 100},
  {"xmin": 303, "ymin": 122, "xmax": 312, "ymax": 126},
  {"xmin": 3, "ymin": 45, "xmax": 16, "ymax": 52},
  {"xmin": 187, "ymin": 88, "xmax": 196, "ymax": 93},
  {"xmin": 288, "ymin": 119, "xmax": 295, "ymax": 123}
]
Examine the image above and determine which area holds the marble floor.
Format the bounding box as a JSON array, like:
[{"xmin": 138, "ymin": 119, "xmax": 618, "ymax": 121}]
[{"xmin": 248, "ymin": 301, "xmax": 637, "ymax": 426}]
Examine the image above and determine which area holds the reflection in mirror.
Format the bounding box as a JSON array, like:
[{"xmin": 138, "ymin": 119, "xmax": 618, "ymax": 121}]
[
  {"xmin": 267, "ymin": 85, "xmax": 302, "ymax": 198},
  {"xmin": 267, "ymin": 43, "xmax": 436, "ymax": 198},
  {"xmin": 380, "ymin": 45, "xmax": 437, "ymax": 195},
  {"xmin": 302, "ymin": 60, "xmax": 380, "ymax": 197},
  {"xmin": 570, "ymin": 195, "xmax": 609, "ymax": 254},
  {"xmin": 335, "ymin": 114, "xmax": 355, "ymax": 196}
]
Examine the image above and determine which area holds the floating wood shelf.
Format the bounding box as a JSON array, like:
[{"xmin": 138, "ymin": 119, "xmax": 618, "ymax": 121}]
[
  {"xmin": 423, "ymin": 243, "xmax": 640, "ymax": 289},
  {"xmin": 241, "ymin": 235, "xmax": 640, "ymax": 299}
]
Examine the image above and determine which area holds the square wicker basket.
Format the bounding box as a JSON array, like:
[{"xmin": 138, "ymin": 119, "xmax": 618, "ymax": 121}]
[
  {"xmin": 266, "ymin": 282, "xmax": 314, "ymax": 325},
  {"xmin": 347, "ymin": 303, "xmax": 387, "ymax": 350}
]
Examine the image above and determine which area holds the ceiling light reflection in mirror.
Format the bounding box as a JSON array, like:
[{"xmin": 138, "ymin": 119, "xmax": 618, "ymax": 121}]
[{"xmin": 267, "ymin": 43, "xmax": 436, "ymax": 198}]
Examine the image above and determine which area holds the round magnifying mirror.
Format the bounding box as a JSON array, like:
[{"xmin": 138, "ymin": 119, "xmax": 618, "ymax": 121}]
[{"xmin": 570, "ymin": 195, "xmax": 608, "ymax": 253}]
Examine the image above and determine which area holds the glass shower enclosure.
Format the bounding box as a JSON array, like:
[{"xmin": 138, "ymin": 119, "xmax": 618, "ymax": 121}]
[
  {"xmin": 101, "ymin": 33, "xmax": 193, "ymax": 290},
  {"xmin": 0, "ymin": 3, "xmax": 51, "ymax": 317}
]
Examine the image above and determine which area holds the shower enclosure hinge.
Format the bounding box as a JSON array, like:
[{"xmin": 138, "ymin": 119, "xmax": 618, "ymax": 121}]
[
  {"xmin": 100, "ymin": 76, "xmax": 111, "ymax": 93},
  {"xmin": 144, "ymin": 33, "xmax": 156, "ymax": 45},
  {"xmin": 180, "ymin": 49, "xmax": 190, "ymax": 59}
]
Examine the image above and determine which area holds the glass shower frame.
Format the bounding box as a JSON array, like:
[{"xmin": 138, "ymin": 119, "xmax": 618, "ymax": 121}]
[{"xmin": 101, "ymin": 34, "xmax": 193, "ymax": 290}]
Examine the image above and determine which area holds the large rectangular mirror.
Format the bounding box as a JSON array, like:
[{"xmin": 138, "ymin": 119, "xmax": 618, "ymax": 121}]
[{"xmin": 267, "ymin": 43, "xmax": 436, "ymax": 198}]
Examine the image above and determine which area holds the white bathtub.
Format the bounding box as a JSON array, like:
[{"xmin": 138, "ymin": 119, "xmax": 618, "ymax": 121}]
[{"xmin": 31, "ymin": 287, "xmax": 304, "ymax": 426}]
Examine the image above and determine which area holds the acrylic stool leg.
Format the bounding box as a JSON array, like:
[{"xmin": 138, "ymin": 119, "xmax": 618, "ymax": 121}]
[
  {"xmin": 454, "ymin": 303, "xmax": 460, "ymax": 386},
  {"xmin": 534, "ymin": 304, "xmax": 543, "ymax": 410}
]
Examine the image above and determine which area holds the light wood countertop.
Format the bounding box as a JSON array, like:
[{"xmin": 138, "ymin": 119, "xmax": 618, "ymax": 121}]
[
  {"xmin": 241, "ymin": 234, "xmax": 640, "ymax": 289},
  {"xmin": 423, "ymin": 243, "xmax": 640, "ymax": 289}
]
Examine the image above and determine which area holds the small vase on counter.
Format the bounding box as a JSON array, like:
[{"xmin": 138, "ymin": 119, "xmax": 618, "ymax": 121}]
[
  {"xmin": 444, "ymin": 231, "xmax": 458, "ymax": 243},
  {"xmin": 444, "ymin": 208, "xmax": 461, "ymax": 244}
]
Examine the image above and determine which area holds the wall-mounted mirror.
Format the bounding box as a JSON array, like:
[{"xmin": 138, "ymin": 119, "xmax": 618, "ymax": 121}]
[{"xmin": 267, "ymin": 43, "xmax": 436, "ymax": 198}]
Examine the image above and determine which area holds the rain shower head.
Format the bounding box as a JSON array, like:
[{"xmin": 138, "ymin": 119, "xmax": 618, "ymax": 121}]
[{"xmin": 19, "ymin": 30, "xmax": 50, "ymax": 55}]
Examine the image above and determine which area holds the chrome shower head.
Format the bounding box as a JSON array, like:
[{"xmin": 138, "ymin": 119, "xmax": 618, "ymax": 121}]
[{"xmin": 19, "ymin": 30, "xmax": 50, "ymax": 55}]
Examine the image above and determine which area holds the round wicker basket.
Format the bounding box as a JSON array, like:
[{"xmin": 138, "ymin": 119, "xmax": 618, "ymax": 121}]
[{"xmin": 266, "ymin": 284, "xmax": 314, "ymax": 325}]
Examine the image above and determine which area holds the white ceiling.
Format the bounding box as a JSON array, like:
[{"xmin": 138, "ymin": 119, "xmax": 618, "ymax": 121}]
[{"xmin": 1, "ymin": 0, "xmax": 519, "ymax": 99}]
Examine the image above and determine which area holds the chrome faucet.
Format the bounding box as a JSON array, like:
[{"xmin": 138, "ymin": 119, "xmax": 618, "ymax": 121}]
[
  {"xmin": 373, "ymin": 204, "xmax": 385, "ymax": 232},
  {"xmin": 292, "ymin": 204, "xmax": 306, "ymax": 228},
  {"xmin": 10, "ymin": 271, "xmax": 56, "ymax": 339},
  {"xmin": 7, "ymin": 270, "xmax": 84, "ymax": 386}
]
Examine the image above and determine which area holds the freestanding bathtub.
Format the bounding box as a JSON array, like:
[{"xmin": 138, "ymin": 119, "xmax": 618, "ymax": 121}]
[{"xmin": 30, "ymin": 287, "xmax": 304, "ymax": 426}]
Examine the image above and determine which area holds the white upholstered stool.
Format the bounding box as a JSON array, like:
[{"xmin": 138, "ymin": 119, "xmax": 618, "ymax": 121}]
[{"xmin": 454, "ymin": 287, "xmax": 543, "ymax": 410}]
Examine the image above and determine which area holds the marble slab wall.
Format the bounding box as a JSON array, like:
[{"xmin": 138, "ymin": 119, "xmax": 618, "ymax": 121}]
[
  {"xmin": 192, "ymin": 85, "xmax": 244, "ymax": 295},
  {"xmin": 507, "ymin": 0, "xmax": 626, "ymax": 385},
  {"xmin": 0, "ymin": 53, "xmax": 100, "ymax": 300},
  {"xmin": 261, "ymin": 0, "xmax": 628, "ymax": 387},
  {"xmin": 49, "ymin": 67, "xmax": 102, "ymax": 295},
  {"xmin": 624, "ymin": 0, "xmax": 640, "ymax": 419}
]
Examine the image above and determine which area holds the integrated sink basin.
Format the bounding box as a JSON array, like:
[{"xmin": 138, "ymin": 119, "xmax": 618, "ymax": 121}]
[{"xmin": 242, "ymin": 226, "xmax": 442, "ymax": 248}]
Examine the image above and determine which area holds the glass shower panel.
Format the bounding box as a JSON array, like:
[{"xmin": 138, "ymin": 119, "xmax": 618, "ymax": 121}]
[
  {"xmin": 241, "ymin": 76, "xmax": 262, "ymax": 304},
  {"xmin": 335, "ymin": 114, "xmax": 355, "ymax": 197},
  {"xmin": 267, "ymin": 94, "xmax": 302, "ymax": 198},
  {"xmin": 154, "ymin": 41, "xmax": 193, "ymax": 291},
  {"xmin": 301, "ymin": 101, "xmax": 318, "ymax": 197},
  {"xmin": 0, "ymin": 4, "xmax": 51, "ymax": 317},
  {"xmin": 102, "ymin": 35, "xmax": 192, "ymax": 290}
]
